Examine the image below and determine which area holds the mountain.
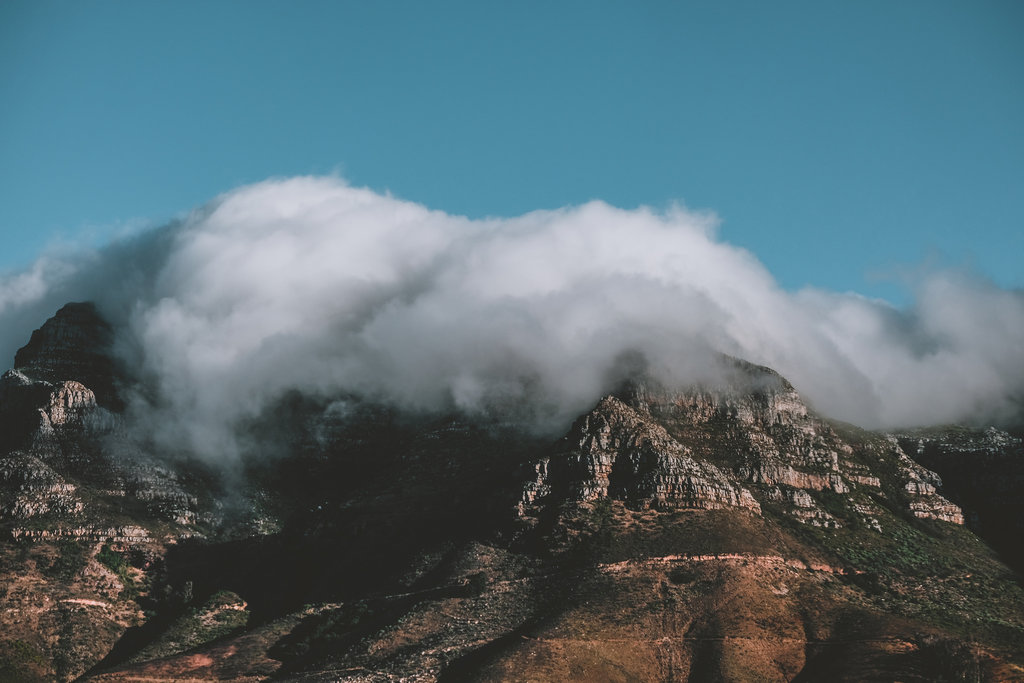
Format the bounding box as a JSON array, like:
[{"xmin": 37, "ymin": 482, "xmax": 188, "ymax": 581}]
[{"xmin": 0, "ymin": 303, "xmax": 1022, "ymax": 682}]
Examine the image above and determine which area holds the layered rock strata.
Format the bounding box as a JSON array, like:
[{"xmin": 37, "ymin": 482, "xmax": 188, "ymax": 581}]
[
  {"xmin": 521, "ymin": 396, "xmax": 760, "ymax": 513},
  {"xmin": 520, "ymin": 357, "xmax": 965, "ymax": 530}
]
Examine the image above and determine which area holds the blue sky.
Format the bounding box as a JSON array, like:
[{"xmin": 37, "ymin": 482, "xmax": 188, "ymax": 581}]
[{"xmin": 1, "ymin": 0, "xmax": 1021, "ymax": 304}]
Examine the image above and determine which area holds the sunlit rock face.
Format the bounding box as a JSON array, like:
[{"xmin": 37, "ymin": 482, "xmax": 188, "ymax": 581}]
[
  {"xmin": 543, "ymin": 358, "xmax": 966, "ymax": 528},
  {"xmin": 619, "ymin": 360, "xmax": 855, "ymax": 489},
  {"xmin": 520, "ymin": 396, "xmax": 761, "ymax": 513}
]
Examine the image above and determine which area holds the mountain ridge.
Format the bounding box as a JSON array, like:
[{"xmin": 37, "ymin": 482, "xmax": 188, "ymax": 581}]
[{"xmin": 0, "ymin": 302, "xmax": 1021, "ymax": 682}]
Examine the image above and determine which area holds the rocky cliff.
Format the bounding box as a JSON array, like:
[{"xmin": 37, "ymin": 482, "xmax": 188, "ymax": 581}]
[
  {"xmin": 0, "ymin": 305, "xmax": 228, "ymax": 681},
  {"xmin": 519, "ymin": 395, "xmax": 761, "ymax": 515},
  {"xmin": 518, "ymin": 360, "xmax": 965, "ymax": 534}
]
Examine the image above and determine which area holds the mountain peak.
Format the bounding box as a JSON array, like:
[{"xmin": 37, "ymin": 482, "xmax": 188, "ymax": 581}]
[{"xmin": 13, "ymin": 302, "xmax": 120, "ymax": 408}]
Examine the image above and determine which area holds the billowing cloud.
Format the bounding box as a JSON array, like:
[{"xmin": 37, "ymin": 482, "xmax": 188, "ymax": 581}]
[{"xmin": 1, "ymin": 176, "xmax": 1021, "ymax": 462}]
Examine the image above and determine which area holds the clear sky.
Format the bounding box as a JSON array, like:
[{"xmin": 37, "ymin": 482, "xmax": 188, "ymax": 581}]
[{"xmin": 1, "ymin": 0, "xmax": 1021, "ymax": 304}]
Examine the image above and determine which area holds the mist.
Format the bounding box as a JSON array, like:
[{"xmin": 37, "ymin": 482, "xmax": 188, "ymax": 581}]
[{"xmin": 1, "ymin": 176, "xmax": 1022, "ymax": 462}]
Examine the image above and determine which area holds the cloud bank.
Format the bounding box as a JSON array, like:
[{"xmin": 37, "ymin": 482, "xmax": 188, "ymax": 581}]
[{"xmin": 1, "ymin": 177, "xmax": 1022, "ymax": 461}]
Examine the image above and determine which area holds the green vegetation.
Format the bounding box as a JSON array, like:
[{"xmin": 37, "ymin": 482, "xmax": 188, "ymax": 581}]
[
  {"xmin": 269, "ymin": 602, "xmax": 373, "ymax": 661},
  {"xmin": 129, "ymin": 589, "xmax": 249, "ymax": 663},
  {"xmin": 777, "ymin": 505, "xmax": 1024, "ymax": 655},
  {"xmin": 42, "ymin": 540, "xmax": 89, "ymax": 581},
  {"xmin": 667, "ymin": 566, "xmax": 698, "ymax": 585},
  {"xmin": 96, "ymin": 543, "xmax": 128, "ymax": 573},
  {"xmin": 813, "ymin": 489, "xmax": 856, "ymax": 523},
  {"xmin": 0, "ymin": 639, "xmax": 48, "ymax": 683},
  {"xmin": 96, "ymin": 543, "xmax": 138, "ymax": 600},
  {"xmin": 589, "ymin": 497, "xmax": 615, "ymax": 544}
]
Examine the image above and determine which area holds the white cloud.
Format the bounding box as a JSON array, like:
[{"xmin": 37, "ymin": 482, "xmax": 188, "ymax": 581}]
[{"xmin": 1, "ymin": 176, "xmax": 1021, "ymax": 463}]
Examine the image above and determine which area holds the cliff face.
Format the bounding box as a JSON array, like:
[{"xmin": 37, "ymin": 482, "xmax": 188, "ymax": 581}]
[
  {"xmin": 519, "ymin": 396, "xmax": 761, "ymax": 515},
  {"xmin": 0, "ymin": 303, "xmax": 1022, "ymax": 683},
  {"xmin": 518, "ymin": 360, "xmax": 965, "ymax": 534}
]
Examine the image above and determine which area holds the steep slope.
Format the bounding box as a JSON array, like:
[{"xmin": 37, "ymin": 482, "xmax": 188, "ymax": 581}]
[
  {"xmin": 893, "ymin": 426, "xmax": 1024, "ymax": 573},
  {"xmin": 0, "ymin": 305, "xmax": 240, "ymax": 681},
  {"xmin": 0, "ymin": 303, "xmax": 1022, "ymax": 682},
  {"xmin": 91, "ymin": 362, "xmax": 1022, "ymax": 681}
]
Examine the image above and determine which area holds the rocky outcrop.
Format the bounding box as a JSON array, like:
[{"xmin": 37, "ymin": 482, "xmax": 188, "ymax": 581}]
[
  {"xmin": 520, "ymin": 396, "xmax": 760, "ymax": 514},
  {"xmin": 0, "ymin": 452, "xmax": 83, "ymax": 519},
  {"xmin": 739, "ymin": 461, "xmax": 849, "ymax": 493},
  {"xmin": 889, "ymin": 438, "xmax": 965, "ymax": 525},
  {"xmin": 106, "ymin": 459, "xmax": 201, "ymax": 526},
  {"xmin": 8, "ymin": 525, "xmax": 151, "ymax": 542},
  {"xmin": 894, "ymin": 427, "xmax": 1023, "ymax": 569},
  {"xmin": 517, "ymin": 359, "xmax": 973, "ymax": 532},
  {"xmin": 607, "ymin": 359, "xmax": 971, "ymax": 529},
  {"xmin": 617, "ymin": 360, "xmax": 855, "ymax": 498},
  {"xmin": 762, "ymin": 485, "xmax": 842, "ymax": 528},
  {"xmin": 41, "ymin": 380, "xmax": 97, "ymax": 427}
]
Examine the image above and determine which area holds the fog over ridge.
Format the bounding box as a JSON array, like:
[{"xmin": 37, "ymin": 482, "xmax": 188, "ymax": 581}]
[{"xmin": 1, "ymin": 176, "xmax": 1022, "ymax": 462}]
